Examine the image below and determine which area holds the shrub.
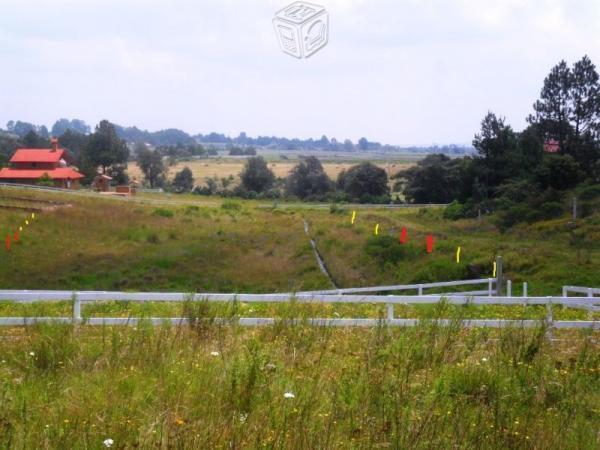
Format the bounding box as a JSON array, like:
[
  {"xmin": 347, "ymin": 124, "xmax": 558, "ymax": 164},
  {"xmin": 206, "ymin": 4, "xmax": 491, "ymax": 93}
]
[
  {"xmin": 411, "ymin": 259, "xmax": 469, "ymax": 283},
  {"xmin": 578, "ymin": 184, "xmax": 600, "ymax": 201},
  {"xmin": 537, "ymin": 202, "xmax": 564, "ymax": 220},
  {"xmin": 365, "ymin": 236, "xmax": 415, "ymax": 266},
  {"xmin": 494, "ymin": 204, "xmax": 529, "ymax": 231},
  {"xmin": 221, "ymin": 201, "xmax": 242, "ymax": 212},
  {"xmin": 152, "ymin": 208, "xmax": 174, "ymax": 218},
  {"xmin": 443, "ymin": 200, "xmax": 466, "ymax": 220}
]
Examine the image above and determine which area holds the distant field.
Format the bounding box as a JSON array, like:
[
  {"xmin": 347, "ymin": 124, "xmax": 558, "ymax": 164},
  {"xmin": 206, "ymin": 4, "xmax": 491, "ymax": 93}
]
[{"xmin": 127, "ymin": 159, "xmax": 414, "ymax": 186}]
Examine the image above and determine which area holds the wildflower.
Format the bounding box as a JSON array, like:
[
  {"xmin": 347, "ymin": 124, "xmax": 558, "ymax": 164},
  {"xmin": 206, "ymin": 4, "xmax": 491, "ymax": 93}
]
[
  {"xmin": 481, "ymin": 357, "xmax": 488, "ymax": 362},
  {"xmin": 103, "ymin": 438, "xmax": 114, "ymax": 447},
  {"xmin": 29, "ymin": 352, "xmax": 35, "ymax": 356},
  {"xmin": 284, "ymin": 392, "xmax": 295, "ymax": 399},
  {"xmin": 210, "ymin": 351, "xmax": 220, "ymax": 357},
  {"xmin": 239, "ymin": 413, "xmax": 248, "ymax": 423}
]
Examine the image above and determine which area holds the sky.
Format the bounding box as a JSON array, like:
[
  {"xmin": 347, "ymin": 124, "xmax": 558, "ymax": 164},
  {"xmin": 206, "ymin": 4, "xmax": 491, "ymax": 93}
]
[{"xmin": 1, "ymin": 0, "xmax": 599, "ymax": 146}]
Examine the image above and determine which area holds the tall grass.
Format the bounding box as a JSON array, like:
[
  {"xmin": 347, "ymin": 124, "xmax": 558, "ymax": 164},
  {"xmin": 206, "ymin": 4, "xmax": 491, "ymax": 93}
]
[{"xmin": 0, "ymin": 306, "xmax": 598, "ymax": 448}]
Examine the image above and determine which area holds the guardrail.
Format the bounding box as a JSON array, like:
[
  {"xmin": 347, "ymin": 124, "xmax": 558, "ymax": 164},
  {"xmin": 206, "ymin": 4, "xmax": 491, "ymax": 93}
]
[{"xmin": 0, "ymin": 290, "xmax": 598, "ymax": 329}]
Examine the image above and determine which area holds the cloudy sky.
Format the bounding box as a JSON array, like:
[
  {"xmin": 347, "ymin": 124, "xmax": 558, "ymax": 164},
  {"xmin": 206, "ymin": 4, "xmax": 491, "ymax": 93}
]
[{"xmin": 1, "ymin": 0, "xmax": 599, "ymax": 145}]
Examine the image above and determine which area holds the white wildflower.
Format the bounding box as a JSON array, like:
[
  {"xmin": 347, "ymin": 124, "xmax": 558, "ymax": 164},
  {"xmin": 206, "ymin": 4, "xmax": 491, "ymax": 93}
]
[
  {"xmin": 210, "ymin": 351, "xmax": 220, "ymax": 357},
  {"xmin": 29, "ymin": 352, "xmax": 35, "ymax": 356},
  {"xmin": 284, "ymin": 392, "xmax": 295, "ymax": 399},
  {"xmin": 481, "ymin": 357, "xmax": 488, "ymax": 362},
  {"xmin": 103, "ymin": 438, "xmax": 114, "ymax": 447}
]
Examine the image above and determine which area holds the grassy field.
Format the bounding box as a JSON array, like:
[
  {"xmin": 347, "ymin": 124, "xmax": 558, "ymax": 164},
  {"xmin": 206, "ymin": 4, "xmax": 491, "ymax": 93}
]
[
  {"xmin": 127, "ymin": 159, "xmax": 413, "ymax": 186},
  {"xmin": 0, "ymin": 317, "xmax": 598, "ymax": 448},
  {"xmin": 0, "ymin": 187, "xmax": 599, "ymax": 449}
]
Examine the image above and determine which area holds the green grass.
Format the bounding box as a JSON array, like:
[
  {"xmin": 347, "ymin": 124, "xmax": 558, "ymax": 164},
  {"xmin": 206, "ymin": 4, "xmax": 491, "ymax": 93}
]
[
  {"xmin": 0, "ymin": 316, "xmax": 598, "ymax": 448},
  {"xmin": 0, "ymin": 188, "xmax": 599, "ymax": 448}
]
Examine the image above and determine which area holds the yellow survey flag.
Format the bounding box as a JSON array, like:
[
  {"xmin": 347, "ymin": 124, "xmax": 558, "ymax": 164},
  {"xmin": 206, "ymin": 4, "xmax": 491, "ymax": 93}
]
[
  {"xmin": 351, "ymin": 210, "xmax": 356, "ymax": 225},
  {"xmin": 456, "ymin": 247, "xmax": 461, "ymax": 263},
  {"xmin": 493, "ymin": 261, "xmax": 497, "ymax": 277},
  {"xmin": 25, "ymin": 220, "xmax": 29, "ymax": 226},
  {"xmin": 374, "ymin": 224, "xmax": 379, "ymax": 236},
  {"xmin": 19, "ymin": 226, "xmax": 23, "ymax": 231},
  {"xmin": 32, "ymin": 213, "xmax": 35, "ymax": 219}
]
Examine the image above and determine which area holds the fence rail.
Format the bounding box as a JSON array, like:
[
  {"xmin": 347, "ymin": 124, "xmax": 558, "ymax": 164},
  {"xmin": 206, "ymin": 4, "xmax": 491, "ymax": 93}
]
[
  {"xmin": 302, "ymin": 278, "xmax": 497, "ymax": 296},
  {"xmin": 1, "ymin": 288, "xmax": 598, "ymax": 329},
  {"xmin": 563, "ymin": 286, "xmax": 600, "ymax": 297}
]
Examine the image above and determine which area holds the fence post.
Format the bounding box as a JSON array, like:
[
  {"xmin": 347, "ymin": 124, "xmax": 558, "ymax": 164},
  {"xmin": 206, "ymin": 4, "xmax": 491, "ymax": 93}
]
[
  {"xmin": 563, "ymin": 286, "xmax": 568, "ymax": 297},
  {"xmin": 546, "ymin": 298, "xmax": 554, "ymax": 339},
  {"xmin": 573, "ymin": 197, "xmax": 577, "ymax": 221},
  {"xmin": 589, "ymin": 288, "xmax": 594, "ymax": 298},
  {"xmin": 495, "ymin": 256, "xmax": 503, "ymax": 296},
  {"xmin": 418, "ymin": 285, "xmax": 423, "ymax": 296},
  {"xmin": 387, "ymin": 303, "xmax": 394, "ymax": 321},
  {"xmin": 73, "ymin": 295, "xmax": 81, "ymax": 324},
  {"xmin": 488, "ymin": 278, "xmax": 493, "ymax": 297},
  {"xmin": 523, "ymin": 282, "xmax": 528, "ymax": 297},
  {"xmin": 506, "ymin": 280, "xmax": 512, "ymax": 297}
]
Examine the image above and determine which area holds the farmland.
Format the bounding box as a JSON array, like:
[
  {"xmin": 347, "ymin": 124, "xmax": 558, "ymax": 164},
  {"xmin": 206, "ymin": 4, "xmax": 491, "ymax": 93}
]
[
  {"xmin": 127, "ymin": 158, "xmax": 414, "ymax": 187},
  {"xmin": 0, "ymin": 187, "xmax": 599, "ymax": 449}
]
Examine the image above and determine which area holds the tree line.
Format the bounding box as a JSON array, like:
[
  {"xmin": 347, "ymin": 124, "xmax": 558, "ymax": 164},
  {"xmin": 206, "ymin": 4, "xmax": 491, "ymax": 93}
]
[{"xmin": 395, "ymin": 55, "xmax": 600, "ymax": 229}]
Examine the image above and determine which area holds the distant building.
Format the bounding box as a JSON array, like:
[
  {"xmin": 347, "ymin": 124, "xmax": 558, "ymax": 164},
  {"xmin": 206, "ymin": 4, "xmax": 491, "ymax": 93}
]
[
  {"xmin": 544, "ymin": 139, "xmax": 560, "ymax": 153},
  {"xmin": 0, "ymin": 138, "xmax": 84, "ymax": 189}
]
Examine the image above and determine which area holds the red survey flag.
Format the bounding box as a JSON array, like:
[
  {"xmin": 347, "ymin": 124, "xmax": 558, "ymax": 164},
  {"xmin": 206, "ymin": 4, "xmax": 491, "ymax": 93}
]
[
  {"xmin": 400, "ymin": 227, "xmax": 408, "ymax": 244},
  {"xmin": 13, "ymin": 230, "xmax": 19, "ymax": 243},
  {"xmin": 5, "ymin": 235, "xmax": 10, "ymax": 252},
  {"xmin": 426, "ymin": 235, "xmax": 434, "ymax": 254}
]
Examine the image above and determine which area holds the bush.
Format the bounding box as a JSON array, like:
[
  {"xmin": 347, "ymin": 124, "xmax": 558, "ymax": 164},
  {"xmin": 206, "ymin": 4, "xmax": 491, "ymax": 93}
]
[
  {"xmin": 365, "ymin": 236, "xmax": 415, "ymax": 266},
  {"xmin": 578, "ymin": 184, "xmax": 600, "ymax": 201},
  {"xmin": 221, "ymin": 201, "xmax": 242, "ymax": 212},
  {"xmin": 152, "ymin": 208, "xmax": 174, "ymax": 218},
  {"xmin": 411, "ymin": 259, "xmax": 469, "ymax": 283},
  {"xmin": 494, "ymin": 204, "xmax": 529, "ymax": 231},
  {"xmin": 443, "ymin": 200, "xmax": 466, "ymax": 220},
  {"xmin": 537, "ymin": 202, "xmax": 564, "ymax": 220}
]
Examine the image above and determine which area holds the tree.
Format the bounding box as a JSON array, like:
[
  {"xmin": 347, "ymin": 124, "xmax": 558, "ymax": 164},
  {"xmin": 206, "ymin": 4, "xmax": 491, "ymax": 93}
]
[
  {"xmin": 529, "ymin": 56, "xmax": 600, "ymax": 174},
  {"xmin": 472, "ymin": 112, "xmax": 521, "ymax": 196},
  {"xmin": 397, "ymin": 154, "xmax": 468, "ymax": 204},
  {"xmin": 285, "ymin": 156, "xmax": 333, "ymax": 199},
  {"xmin": 358, "ymin": 137, "xmax": 369, "ymax": 151},
  {"xmin": 52, "ymin": 118, "xmax": 91, "ymax": 136},
  {"xmin": 58, "ymin": 130, "xmax": 89, "ymax": 161},
  {"xmin": 240, "ymin": 156, "xmax": 275, "ymax": 193},
  {"xmin": 173, "ymin": 167, "xmax": 195, "ymax": 193},
  {"xmin": 22, "ymin": 130, "xmax": 49, "ymax": 148},
  {"xmin": 337, "ymin": 162, "xmax": 389, "ymax": 201},
  {"xmin": 85, "ymin": 120, "xmax": 129, "ymax": 174},
  {"xmin": 137, "ymin": 146, "xmax": 166, "ymax": 188}
]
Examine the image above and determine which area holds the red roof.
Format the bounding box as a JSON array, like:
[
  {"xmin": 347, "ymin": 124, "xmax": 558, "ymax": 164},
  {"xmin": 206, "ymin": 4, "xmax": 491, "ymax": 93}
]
[
  {"xmin": 544, "ymin": 140, "xmax": 560, "ymax": 153},
  {"xmin": 10, "ymin": 149, "xmax": 66, "ymax": 163},
  {"xmin": 0, "ymin": 168, "xmax": 84, "ymax": 180}
]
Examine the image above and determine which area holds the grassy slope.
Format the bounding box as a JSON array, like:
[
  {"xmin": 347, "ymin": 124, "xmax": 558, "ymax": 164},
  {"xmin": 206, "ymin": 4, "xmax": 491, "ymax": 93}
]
[{"xmin": 0, "ymin": 187, "xmax": 598, "ymax": 296}]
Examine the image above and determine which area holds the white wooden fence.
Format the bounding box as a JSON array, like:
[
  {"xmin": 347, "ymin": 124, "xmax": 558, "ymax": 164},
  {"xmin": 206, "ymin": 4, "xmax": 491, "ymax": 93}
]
[{"xmin": 0, "ymin": 279, "xmax": 598, "ymax": 329}]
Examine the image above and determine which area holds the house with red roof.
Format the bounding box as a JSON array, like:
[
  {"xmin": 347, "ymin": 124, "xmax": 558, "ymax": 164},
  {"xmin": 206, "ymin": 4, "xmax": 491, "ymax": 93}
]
[
  {"xmin": 0, "ymin": 138, "xmax": 84, "ymax": 189},
  {"xmin": 544, "ymin": 139, "xmax": 560, "ymax": 153}
]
